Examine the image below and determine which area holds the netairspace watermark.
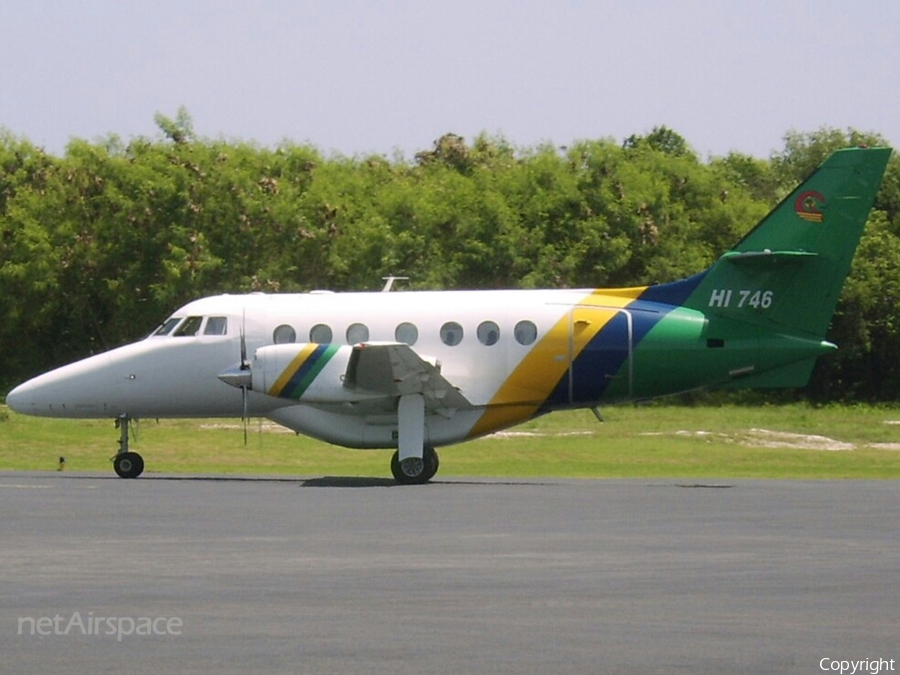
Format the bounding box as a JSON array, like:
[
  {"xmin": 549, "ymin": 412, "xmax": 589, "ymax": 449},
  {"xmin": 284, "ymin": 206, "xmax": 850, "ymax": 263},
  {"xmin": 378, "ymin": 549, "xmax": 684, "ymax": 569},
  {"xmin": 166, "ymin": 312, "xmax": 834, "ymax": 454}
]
[
  {"xmin": 17, "ymin": 612, "xmax": 182, "ymax": 642},
  {"xmin": 820, "ymin": 658, "xmax": 896, "ymax": 675}
]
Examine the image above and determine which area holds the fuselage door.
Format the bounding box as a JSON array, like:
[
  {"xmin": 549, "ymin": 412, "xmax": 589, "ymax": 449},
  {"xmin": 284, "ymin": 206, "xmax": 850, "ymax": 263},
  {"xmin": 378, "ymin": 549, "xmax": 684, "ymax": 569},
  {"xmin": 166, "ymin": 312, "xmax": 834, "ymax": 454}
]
[{"xmin": 567, "ymin": 305, "xmax": 633, "ymax": 404}]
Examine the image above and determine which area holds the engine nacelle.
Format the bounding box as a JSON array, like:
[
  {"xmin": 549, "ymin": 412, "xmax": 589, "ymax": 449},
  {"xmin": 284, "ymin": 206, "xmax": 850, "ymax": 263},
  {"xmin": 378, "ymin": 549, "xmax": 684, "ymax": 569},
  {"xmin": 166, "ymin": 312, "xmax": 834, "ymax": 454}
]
[{"xmin": 251, "ymin": 343, "xmax": 362, "ymax": 402}]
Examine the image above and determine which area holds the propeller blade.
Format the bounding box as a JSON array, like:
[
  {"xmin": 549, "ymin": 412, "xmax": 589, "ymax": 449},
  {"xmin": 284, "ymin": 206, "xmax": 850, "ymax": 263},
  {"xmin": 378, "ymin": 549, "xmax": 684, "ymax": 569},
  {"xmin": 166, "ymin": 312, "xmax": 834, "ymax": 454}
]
[
  {"xmin": 240, "ymin": 309, "xmax": 249, "ymax": 370},
  {"xmin": 241, "ymin": 384, "xmax": 249, "ymax": 445},
  {"xmin": 240, "ymin": 308, "xmax": 249, "ymax": 445}
]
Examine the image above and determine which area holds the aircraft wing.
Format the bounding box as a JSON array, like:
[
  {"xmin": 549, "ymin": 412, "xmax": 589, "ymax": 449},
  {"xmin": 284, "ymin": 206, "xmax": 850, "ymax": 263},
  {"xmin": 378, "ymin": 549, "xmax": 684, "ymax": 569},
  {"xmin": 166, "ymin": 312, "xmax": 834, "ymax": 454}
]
[{"xmin": 343, "ymin": 342, "xmax": 472, "ymax": 410}]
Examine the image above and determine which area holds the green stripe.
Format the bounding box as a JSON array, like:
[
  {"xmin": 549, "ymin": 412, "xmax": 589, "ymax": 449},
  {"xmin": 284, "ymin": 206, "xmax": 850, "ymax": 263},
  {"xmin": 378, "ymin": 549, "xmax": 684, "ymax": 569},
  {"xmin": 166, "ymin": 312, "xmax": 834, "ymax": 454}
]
[{"xmin": 288, "ymin": 343, "xmax": 340, "ymax": 399}]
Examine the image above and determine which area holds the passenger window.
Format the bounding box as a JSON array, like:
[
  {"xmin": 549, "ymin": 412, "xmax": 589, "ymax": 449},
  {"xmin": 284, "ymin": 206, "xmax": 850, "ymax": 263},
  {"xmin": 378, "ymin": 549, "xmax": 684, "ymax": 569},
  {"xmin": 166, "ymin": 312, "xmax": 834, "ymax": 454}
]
[
  {"xmin": 395, "ymin": 322, "xmax": 418, "ymax": 346},
  {"xmin": 440, "ymin": 321, "xmax": 463, "ymax": 346},
  {"xmin": 205, "ymin": 316, "xmax": 228, "ymax": 336},
  {"xmin": 514, "ymin": 320, "xmax": 538, "ymax": 346},
  {"xmin": 477, "ymin": 321, "xmax": 500, "ymax": 346},
  {"xmin": 154, "ymin": 317, "xmax": 182, "ymax": 336},
  {"xmin": 174, "ymin": 316, "xmax": 203, "ymax": 337},
  {"xmin": 309, "ymin": 324, "xmax": 333, "ymax": 343},
  {"xmin": 346, "ymin": 323, "xmax": 369, "ymax": 344},
  {"xmin": 273, "ymin": 324, "xmax": 296, "ymax": 344}
]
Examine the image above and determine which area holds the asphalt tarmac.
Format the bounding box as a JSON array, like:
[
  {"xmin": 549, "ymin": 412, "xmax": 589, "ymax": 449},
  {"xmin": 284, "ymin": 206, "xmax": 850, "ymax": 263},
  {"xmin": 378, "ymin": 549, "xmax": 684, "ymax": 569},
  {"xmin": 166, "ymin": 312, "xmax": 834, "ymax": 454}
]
[{"xmin": 1, "ymin": 472, "xmax": 898, "ymax": 675}]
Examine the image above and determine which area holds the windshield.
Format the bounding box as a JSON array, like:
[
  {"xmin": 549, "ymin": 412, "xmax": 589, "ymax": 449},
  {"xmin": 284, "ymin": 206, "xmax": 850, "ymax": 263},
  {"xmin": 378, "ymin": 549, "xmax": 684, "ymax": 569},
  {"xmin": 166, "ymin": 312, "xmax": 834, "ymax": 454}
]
[
  {"xmin": 152, "ymin": 315, "xmax": 229, "ymax": 338},
  {"xmin": 173, "ymin": 316, "xmax": 204, "ymax": 337},
  {"xmin": 153, "ymin": 317, "xmax": 182, "ymax": 336}
]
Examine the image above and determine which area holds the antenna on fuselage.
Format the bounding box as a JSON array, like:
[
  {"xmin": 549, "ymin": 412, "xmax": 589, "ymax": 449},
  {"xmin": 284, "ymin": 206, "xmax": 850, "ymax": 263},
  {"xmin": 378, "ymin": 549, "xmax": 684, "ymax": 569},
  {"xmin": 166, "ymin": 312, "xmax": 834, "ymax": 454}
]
[{"xmin": 381, "ymin": 276, "xmax": 409, "ymax": 292}]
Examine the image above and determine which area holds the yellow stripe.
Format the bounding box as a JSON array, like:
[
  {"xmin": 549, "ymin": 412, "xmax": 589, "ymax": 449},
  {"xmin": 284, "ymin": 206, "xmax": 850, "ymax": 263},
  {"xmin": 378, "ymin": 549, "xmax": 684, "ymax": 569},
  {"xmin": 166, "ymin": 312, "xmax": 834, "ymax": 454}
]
[
  {"xmin": 467, "ymin": 287, "xmax": 646, "ymax": 438},
  {"xmin": 269, "ymin": 343, "xmax": 319, "ymax": 397}
]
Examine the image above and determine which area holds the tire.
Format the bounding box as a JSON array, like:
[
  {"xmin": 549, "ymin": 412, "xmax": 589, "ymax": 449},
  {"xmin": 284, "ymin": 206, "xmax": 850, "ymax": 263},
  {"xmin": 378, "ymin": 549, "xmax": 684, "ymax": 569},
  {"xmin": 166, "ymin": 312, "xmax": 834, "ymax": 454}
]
[
  {"xmin": 390, "ymin": 448, "xmax": 439, "ymax": 484},
  {"xmin": 114, "ymin": 452, "xmax": 144, "ymax": 479},
  {"xmin": 421, "ymin": 447, "xmax": 439, "ymax": 482}
]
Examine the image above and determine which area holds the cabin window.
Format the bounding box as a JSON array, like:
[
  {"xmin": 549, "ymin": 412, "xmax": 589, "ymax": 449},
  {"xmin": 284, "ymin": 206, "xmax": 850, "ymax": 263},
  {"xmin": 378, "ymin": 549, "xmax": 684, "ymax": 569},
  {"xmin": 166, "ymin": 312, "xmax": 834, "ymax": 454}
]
[
  {"xmin": 205, "ymin": 316, "xmax": 228, "ymax": 336},
  {"xmin": 173, "ymin": 316, "xmax": 203, "ymax": 337},
  {"xmin": 273, "ymin": 324, "xmax": 296, "ymax": 344},
  {"xmin": 440, "ymin": 321, "xmax": 464, "ymax": 346},
  {"xmin": 477, "ymin": 321, "xmax": 500, "ymax": 346},
  {"xmin": 154, "ymin": 317, "xmax": 182, "ymax": 336},
  {"xmin": 514, "ymin": 320, "xmax": 538, "ymax": 346},
  {"xmin": 309, "ymin": 324, "xmax": 333, "ymax": 343},
  {"xmin": 395, "ymin": 322, "xmax": 418, "ymax": 346},
  {"xmin": 346, "ymin": 323, "xmax": 369, "ymax": 344}
]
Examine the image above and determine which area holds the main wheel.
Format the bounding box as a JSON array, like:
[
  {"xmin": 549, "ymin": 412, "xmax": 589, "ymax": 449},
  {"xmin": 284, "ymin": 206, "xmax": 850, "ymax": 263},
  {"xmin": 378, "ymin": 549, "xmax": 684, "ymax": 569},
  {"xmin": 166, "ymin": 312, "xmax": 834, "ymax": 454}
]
[
  {"xmin": 114, "ymin": 451, "xmax": 144, "ymax": 479},
  {"xmin": 421, "ymin": 447, "xmax": 439, "ymax": 482},
  {"xmin": 390, "ymin": 447, "xmax": 439, "ymax": 484}
]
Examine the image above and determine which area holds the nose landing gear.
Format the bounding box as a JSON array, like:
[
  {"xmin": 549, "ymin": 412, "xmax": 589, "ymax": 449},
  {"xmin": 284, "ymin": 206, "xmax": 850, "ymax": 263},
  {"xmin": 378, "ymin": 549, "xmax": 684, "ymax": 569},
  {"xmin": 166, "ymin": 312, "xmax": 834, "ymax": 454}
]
[{"xmin": 112, "ymin": 415, "xmax": 144, "ymax": 478}]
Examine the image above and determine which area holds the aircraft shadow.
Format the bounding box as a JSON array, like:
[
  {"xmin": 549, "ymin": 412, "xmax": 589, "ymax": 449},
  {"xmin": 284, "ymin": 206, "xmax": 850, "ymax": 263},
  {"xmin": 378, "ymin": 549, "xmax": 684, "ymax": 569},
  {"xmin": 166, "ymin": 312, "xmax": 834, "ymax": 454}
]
[
  {"xmin": 24, "ymin": 473, "xmax": 431, "ymax": 487},
  {"xmin": 47, "ymin": 473, "xmax": 305, "ymax": 484},
  {"xmin": 21, "ymin": 472, "xmax": 554, "ymax": 488},
  {"xmin": 293, "ymin": 476, "xmax": 553, "ymax": 487},
  {"xmin": 117, "ymin": 475, "xmax": 401, "ymax": 487}
]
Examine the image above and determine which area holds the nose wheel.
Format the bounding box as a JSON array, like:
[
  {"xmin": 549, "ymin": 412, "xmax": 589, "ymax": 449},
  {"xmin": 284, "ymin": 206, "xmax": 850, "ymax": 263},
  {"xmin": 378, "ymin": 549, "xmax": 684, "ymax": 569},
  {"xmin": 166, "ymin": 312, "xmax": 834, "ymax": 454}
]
[
  {"xmin": 114, "ymin": 452, "xmax": 144, "ymax": 479},
  {"xmin": 112, "ymin": 415, "xmax": 144, "ymax": 478},
  {"xmin": 390, "ymin": 447, "xmax": 439, "ymax": 484}
]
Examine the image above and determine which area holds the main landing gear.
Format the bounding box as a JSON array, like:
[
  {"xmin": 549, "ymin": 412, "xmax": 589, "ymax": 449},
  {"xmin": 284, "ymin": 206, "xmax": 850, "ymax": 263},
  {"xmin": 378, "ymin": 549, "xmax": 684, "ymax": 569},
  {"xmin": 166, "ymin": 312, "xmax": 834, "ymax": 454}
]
[
  {"xmin": 390, "ymin": 394, "xmax": 439, "ymax": 484},
  {"xmin": 390, "ymin": 447, "xmax": 439, "ymax": 485},
  {"xmin": 112, "ymin": 415, "xmax": 144, "ymax": 479}
]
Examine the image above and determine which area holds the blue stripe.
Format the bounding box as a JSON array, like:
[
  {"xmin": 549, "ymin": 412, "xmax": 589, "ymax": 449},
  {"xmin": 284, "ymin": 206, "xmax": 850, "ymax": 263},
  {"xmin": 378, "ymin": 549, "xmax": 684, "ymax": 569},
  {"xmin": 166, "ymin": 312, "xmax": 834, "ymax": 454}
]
[
  {"xmin": 281, "ymin": 344, "xmax": 332, "ymax": 399},
  {"xmin": 539, "ymin": 279, "xmax": 705, "ymax": 410}
]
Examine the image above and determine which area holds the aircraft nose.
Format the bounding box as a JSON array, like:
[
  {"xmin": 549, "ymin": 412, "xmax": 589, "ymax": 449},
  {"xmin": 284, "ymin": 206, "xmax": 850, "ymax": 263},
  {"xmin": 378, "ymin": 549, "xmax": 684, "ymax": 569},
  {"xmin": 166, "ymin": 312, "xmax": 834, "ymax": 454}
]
[
  {"xmin": 4, "ymin": 353, "xmax": 124, "ymax": 418},
  {"xmin": 6, "ymin": 374, "xmax": 70, "ymax": 416},
  {"xmin": 5, "ymin": 381, "xmax": 30, "ymax": 414}
]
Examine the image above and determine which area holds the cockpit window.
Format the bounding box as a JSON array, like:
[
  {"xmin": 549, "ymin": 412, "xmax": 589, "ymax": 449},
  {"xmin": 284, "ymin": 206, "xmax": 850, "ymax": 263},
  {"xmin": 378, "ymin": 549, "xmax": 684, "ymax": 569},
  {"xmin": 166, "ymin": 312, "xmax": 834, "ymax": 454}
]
[
  {"xmin": 173, "ymin": 316, "xmax": 204, "ymax": 337},
  {"xmin": 154, "ymin": 317, "xmax": 182, "ymax": 336},
  {"xmin": 204, "ymin": 316, "xmax": 228, "ymax": 336}
]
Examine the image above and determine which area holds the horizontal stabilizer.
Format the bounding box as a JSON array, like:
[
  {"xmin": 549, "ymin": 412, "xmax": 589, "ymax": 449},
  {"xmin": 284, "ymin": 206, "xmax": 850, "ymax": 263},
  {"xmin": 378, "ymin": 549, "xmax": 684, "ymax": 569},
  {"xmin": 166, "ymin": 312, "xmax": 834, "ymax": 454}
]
[
  {"xmin": 721, "ymin": 358, "xmax": 819, "ymax": 389},
  {"xmin": 721, "ymin": 250, "xmax": 818, "ymax": 267}
]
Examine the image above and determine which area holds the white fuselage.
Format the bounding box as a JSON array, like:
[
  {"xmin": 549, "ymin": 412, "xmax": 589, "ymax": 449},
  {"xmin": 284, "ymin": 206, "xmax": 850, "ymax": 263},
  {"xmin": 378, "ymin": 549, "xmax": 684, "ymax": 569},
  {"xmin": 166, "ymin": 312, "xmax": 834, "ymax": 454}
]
[{"xmin": 8, "ymin": 288, "xmax": 639, "ymax": 448}]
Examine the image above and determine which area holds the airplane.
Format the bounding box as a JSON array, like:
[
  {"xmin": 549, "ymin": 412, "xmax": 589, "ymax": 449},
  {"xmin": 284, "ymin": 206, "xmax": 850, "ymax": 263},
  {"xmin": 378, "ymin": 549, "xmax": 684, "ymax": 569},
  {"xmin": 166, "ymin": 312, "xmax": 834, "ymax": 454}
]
[{"xmin": 5, "ymin": 147, "xmax": 892, "ymax": 483}]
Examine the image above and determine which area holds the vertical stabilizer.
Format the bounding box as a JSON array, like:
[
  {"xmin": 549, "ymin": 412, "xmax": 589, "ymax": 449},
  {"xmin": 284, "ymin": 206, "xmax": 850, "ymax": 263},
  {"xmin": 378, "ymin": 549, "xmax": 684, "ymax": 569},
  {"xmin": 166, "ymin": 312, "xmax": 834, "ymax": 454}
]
[{"xmin": 681, "ymin": 147, "xmax": 891, "ymax": 338}]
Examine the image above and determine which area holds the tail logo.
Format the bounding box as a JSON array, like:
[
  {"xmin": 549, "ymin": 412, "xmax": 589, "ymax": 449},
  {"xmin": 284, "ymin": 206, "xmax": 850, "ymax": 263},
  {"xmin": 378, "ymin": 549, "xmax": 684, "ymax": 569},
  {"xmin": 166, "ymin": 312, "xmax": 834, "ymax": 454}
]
[{"xmin": 794, "ymin": 190, "xmax": 826, "ymax": 222}]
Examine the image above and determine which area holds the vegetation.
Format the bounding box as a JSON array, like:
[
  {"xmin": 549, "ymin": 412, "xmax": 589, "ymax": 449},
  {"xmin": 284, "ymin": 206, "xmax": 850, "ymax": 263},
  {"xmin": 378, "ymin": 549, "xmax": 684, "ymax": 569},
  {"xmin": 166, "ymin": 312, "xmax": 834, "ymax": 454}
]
[
  {"xmin": 2, "ymin": 404, "xmax": 899, "ymax": 479},
  {"xmin": 1, "ymin": 112, "xmax": 899, "ymax": 401}
]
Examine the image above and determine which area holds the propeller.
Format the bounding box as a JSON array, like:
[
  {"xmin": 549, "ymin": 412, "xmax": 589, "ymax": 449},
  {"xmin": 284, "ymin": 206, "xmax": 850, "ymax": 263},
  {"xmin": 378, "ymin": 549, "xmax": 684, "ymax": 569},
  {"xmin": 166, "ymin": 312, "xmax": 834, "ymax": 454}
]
[
  {"xmin": 217, "ymin": 312, "xmax": 253, "ymax": 445},
  {"xmin": 239, "ymin": 310, "xmax": 250, "ymax": 445}
]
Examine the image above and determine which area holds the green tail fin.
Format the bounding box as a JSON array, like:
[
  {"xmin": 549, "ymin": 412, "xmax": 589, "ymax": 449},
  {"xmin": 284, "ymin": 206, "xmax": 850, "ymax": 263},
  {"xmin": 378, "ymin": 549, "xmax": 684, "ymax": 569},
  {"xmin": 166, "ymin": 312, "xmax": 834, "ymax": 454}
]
[{"xmin": 683, "ymin": 147, "xmax": 891, "ymax": 338}]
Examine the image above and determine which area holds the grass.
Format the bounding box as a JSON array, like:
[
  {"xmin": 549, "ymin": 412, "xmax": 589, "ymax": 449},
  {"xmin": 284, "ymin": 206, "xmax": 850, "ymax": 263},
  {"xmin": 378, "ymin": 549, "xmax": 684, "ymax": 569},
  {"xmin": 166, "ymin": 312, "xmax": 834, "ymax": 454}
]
[{"xmin": 2, "ymin": 403, "xmax": 900, "ymax": 479}]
